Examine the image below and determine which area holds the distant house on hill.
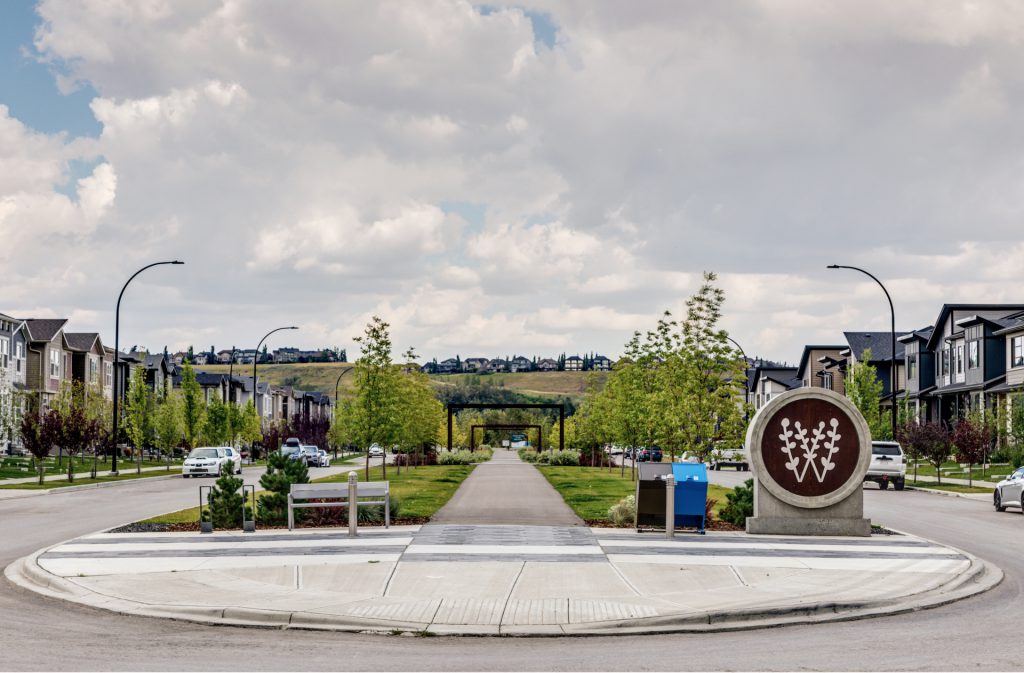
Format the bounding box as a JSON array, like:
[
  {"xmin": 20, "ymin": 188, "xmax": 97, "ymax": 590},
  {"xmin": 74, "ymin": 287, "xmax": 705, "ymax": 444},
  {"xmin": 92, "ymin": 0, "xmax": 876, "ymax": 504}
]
[
  {"xmin": 486, "ymin": 358, "xmax": 508, "ymax": 373},
  {"xmin": 436, "ymin": 358, "xmax": 461, "ymax": 374},
  {"xmin": 463, "ymin": 358, "xmax": 488, "ymax": 372},
  {"xmin": 592, "ymin": 355, "xmax": 612, "ymax": 371},
  {"xmin": 536, "ymin": 358, "xmax": 558, "ymax": 372},
  {"xmin": 564, "ymin": 355, "xmax": 584, "ymax": 372},
  {"xmin": 509, "ymin": 356, "xmax": 533, "ymax": 372}
]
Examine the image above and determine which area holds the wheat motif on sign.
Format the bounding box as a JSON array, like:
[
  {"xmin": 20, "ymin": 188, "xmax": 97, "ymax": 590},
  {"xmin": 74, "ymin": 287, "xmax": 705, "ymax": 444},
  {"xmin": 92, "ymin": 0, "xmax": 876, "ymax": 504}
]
[{"xmin": 778, "ymin": 417, "xmax": 841, "ymax": 483}]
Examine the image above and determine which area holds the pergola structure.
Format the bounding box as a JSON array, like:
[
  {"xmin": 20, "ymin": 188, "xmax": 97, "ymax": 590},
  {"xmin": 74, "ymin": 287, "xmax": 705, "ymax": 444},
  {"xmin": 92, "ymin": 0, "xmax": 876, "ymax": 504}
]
[
  {"xmin": 470, "ymin": 424, "xmax": 543, "ymax": 451},
  {"xmin": 447, "ymin": 403, "xmax": 565, "ymax": 452}
]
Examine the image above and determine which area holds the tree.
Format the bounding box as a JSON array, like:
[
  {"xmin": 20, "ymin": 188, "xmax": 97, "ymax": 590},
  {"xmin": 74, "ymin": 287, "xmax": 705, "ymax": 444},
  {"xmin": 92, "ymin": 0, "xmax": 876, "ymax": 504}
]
[
  {"xmin": 0, "ymin": 366, "xmax": 22, "ymax": 455},
  {"xmin": 351, "ymin": 316, "xmax": 402, "ymax": 480},
  {"xmin": 237, "ymin": 401, "xmax": 262, "ymax": 451},
  {"xmin": 19, "ymin": 399, "xmax": 60, "ymax": 484},
  {"xmin": 153, "ymin": 392, "xmax": 183, "ymax": 464},
  {"xmin": 179, "ymin": 362, "xmax": 206, "ymax": 449},
  {"xmin": 952, "ymin": 414, "xmax": 991, "ymax": 487},
  {"xmin": 123, "ymin": 366, "xmax": 155, "ymax": 471},
  {"xmin": 203, "ymin": 394, "xmax": 231, "ymax": 446},
  {"xmin": 847, "ymin": 349, "xmax": 888, "ymax": 440},
  {"xmin": 903, "ymin": 422, "xmax": 952, "ymax": 484},
  {"xmin": 52, "ymin": 381, "xmax": 102, "ymax": 481},
  {"xmin": 206, "ymin": 462, "xmax": 249, "ymax": 529},
  {"xmin": 257, "ymin": 449, "xmax": 309, "ymax": 525}
]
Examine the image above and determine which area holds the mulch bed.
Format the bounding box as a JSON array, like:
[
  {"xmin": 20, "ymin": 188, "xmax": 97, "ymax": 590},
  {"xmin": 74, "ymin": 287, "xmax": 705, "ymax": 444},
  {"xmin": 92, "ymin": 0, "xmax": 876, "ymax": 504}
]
[
  {"xmin": 109, "ymin": 516, "xmax": 430, "ymax": 534},
  {"xmin": 585, "ymin": 519, "xmax": 742, "ymax": 532}
]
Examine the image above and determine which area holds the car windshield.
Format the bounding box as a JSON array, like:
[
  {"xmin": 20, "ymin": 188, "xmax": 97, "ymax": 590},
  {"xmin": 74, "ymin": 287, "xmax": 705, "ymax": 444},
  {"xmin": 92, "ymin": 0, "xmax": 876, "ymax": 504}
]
[
  {"xmin": 189, "ymin": 449, "xmax": 219, "ymax": 459},
  {"xmin": 872, "ymin": 444, "xmax": 901, "ymax": 456}
]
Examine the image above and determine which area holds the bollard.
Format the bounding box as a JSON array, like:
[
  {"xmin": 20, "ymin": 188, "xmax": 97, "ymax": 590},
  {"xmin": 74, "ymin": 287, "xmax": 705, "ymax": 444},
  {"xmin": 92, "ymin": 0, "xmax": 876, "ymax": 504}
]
[
  {"xmin": 347, "ymin": 471, "xmax": 358, "ymax": 537},
  {"xmin": 665, "ymin": 474, "xmax": 675, "ymax": 539}
]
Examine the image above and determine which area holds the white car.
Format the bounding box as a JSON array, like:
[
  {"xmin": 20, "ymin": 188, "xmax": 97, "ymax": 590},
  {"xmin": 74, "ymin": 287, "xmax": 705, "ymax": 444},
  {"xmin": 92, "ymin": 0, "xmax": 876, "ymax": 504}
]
[
  {"xmin": 182, "ymin": 447, "xmax": 242, "ymax": 478},
  {"xmin": 994, "ymin": 466, "xmax": 1024, "ymax": 512},
  {"xmin": 709, "ymin": 447, "xmax": 749, "ymax": 471},
  {"xmin": 865, "ymin": 441, "xmax": 906, "ymax": 490},
  {"xmin": 368, "ymin": 444, "xmax": 385, "ymax": 457}
]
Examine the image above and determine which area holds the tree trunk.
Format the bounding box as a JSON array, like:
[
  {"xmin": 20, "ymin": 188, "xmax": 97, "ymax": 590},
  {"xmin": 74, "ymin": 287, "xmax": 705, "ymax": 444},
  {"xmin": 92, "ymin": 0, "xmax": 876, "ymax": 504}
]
[{"xmin": 67, "ymin": 456, "xmax": 73, "ymax": 483}]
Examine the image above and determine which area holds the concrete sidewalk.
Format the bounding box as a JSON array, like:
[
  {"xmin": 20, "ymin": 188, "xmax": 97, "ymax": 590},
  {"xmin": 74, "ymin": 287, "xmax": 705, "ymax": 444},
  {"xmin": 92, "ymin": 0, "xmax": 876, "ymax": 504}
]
[
  {"xmin": 431, "ymin": 450, "xmax": 583, "ymax": 526},
  {"xmin": 6, "ymin": 524, "xmax": 999, "ymax": 636}
]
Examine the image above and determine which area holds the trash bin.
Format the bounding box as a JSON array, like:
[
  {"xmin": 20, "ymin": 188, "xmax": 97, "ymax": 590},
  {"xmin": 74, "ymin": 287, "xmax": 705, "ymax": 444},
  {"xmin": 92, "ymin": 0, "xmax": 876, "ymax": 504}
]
[
  {"xmin": 671, "ymin": 462, "xmax": 708, "ymax": 534},
  {"xmin": 635, "ymin": 463, "xmax": 673, "ymax": 528}
]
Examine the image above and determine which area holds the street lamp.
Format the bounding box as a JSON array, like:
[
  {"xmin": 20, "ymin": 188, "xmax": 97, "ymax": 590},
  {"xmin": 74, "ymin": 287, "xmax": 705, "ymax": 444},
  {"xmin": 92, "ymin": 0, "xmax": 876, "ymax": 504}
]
[
  {"xmin": 111, "ymin": 260, "xmax": 184, "ymax": 474},
  {"xmin": 335, "ymin": 366, "xmax": 353, "ymax": 405},
  {"xmin": 726, "ymin": 335, "xmax": 750, "ymax": 414},
  {"xmin": 227, "ymin": 346, "xmax": 236, "ymax": 403},
  {"xmin": 253, "ymin": 325, "xmax": 298, "ymax": 414},
  {"xmin": 827, "ymin": 264, "xmax": 898, "ymax": 440}
]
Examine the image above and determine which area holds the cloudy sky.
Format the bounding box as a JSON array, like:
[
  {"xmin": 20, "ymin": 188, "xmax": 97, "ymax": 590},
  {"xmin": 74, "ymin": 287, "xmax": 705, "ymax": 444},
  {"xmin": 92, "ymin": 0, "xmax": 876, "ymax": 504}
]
[{"xmin": 2, "ymin": 1, "xmax": 1023, "ymax": 364}]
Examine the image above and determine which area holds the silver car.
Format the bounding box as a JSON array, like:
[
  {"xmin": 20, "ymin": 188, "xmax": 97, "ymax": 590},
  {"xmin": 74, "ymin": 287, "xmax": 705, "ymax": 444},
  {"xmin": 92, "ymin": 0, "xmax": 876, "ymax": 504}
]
[{"xmin": 994, "ymin": 467, "xmax": 1024, "ymax": 512}]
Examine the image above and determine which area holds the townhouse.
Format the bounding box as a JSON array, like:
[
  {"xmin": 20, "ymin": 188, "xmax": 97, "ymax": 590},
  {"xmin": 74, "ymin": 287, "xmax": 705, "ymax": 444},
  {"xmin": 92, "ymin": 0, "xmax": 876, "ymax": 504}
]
[{"xmin": 796, "ymin": 345, "xmax": 847, "ymax": 395}]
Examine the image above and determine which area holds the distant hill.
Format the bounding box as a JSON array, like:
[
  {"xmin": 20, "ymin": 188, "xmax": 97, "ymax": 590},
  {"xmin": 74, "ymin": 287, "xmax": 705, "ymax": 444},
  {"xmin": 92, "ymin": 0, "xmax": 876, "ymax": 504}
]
[{"xmin": 195, "ymin": 363, "xmax": 603, "ymax": 401}]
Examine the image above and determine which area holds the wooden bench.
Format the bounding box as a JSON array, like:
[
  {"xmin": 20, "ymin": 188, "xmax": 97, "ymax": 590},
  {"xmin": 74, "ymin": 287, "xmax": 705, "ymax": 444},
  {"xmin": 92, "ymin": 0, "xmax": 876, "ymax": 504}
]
[{"xmin": 287, "ymin": 481, "xmax": 390, "ymax": 530}]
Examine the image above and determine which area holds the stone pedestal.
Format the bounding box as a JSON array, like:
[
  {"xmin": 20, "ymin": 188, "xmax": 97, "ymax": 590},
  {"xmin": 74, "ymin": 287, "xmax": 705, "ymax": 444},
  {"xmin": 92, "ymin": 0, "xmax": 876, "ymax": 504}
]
[{"xmin": 746, "ymin": 482, "xmax": 871, "ymax": 536}]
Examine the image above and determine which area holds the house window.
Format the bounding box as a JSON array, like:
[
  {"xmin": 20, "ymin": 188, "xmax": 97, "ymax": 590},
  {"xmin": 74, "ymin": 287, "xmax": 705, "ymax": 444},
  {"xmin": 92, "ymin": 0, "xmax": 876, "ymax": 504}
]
[
  {"xmin": 907, "ymin": 354, "xmax": 917, "ymax": 381},
  {"xmin": 1012, "ymin": 336, "xmax": 1024, "ymax": 369},
  {"xmin": 968, "ymin": 341, "xmax": 979, "ymax": 370},
  {"xmin": 955, "ymin": 345, "xmax": 964, "ymax": 375},
  {"xmin": 89, "ymin": 358, "xmax": 99, "ymax": 384},
  {"xmin": 821, "ymin": 372, "xmax": 833, "ymax": 390},
  {"xmin": 0, "ymin": 337, "xmax": 8, "ymax": 370},
  {"xmin": 49, "ymin": 349, "xmax": 60, "ymax": 378},
  {"xmin": 941, "ymin": 349, "xmax": 950, "ymax": 377},
  {"xmin": 105, "ymin": 362, "xmax": 113, "ymax": 386}
]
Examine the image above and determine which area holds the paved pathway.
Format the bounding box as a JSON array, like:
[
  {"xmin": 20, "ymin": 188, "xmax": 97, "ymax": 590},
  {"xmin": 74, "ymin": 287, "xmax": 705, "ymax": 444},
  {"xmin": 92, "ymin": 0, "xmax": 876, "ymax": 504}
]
[{"xmin": 430, "ymin": 449, "xmax": 583, "ymax": 526}]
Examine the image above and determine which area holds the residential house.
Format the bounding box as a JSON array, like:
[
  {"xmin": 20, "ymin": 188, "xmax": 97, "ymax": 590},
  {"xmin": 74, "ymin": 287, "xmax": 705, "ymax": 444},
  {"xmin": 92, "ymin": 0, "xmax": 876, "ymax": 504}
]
[
  {"xmin": 216, "ymin": 349, "xmax": 234, "ymax": 364},
  {"xmin": 564, "ymin": 355, "xmax": 584, "ymax": 372},
  {"xmin": 143, "ymin": 353, "xmax": 173, "ymax": 398},
  {"xmin": 23, "ymin": 318, "xmax": 69, "ymax": 411},
  {"xmin": 273, "ymin": 348, "xmax": 300, "ymax": 363},
  {"xmin": 301, "ymin": 391, "xmax": 332, "ymax": 420},
  {"xmin": 897, "ymin": 326, "xmax": 937, "ymax": 422},
  {"xmin": 509, "ymin": 356, "xmax": 533, "ymax": 373},
  {"xmin": 796, "ymin": 345, "xmax": 847, "ymax": 395},
  {"xmin": 923, "ymin": 304, "xmax": 1024, "ymax": 423},
  {"xmin": 436, "ymin": 358, "xmax": 461, "ymax": 374},
  {"xmin": 536, "ymin": 358, "xmax": 558, "ymax": 372},
  {"xmin": 840, "ymin": 331, "xmax": 909, "ymax": 414},
  {"xmin": 592, "ymin": 355, "xmax": 613, "ymax": 372},
  {"xmin": 171, "ymin": 351, "xmax": 187, "ymax": 365},
  {"xmin": 485, "ymin": 358, "xmax": 509, "ymax": 373},
  {"xmin": 64, "ymin": 333, "xmax": 113, "ymax": 400},
  {"xmin": 190, "ymin": 352, "xmax": 209, "ymax": 366},
  {"xmin": 110, "ymin": 348, "xmax": 144, "ymax": 409},
  {"xmin": 463, "ymin": 358, "xmax": 488, "ymax": 372},
  {"xmin": 0, "ymin": 314, "xmax": 30, "ymax": 451},
  {"xmin": 992, "ymin": 315, "xmax": 1024, "ymax": 430},
  {"xmin": 750, "ymin": 365, "xmax": 801, "ymax": 410}
]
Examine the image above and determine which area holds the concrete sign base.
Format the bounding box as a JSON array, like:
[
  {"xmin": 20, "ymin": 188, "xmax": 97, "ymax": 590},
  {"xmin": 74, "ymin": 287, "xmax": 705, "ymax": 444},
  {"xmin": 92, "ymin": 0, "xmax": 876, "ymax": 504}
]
[{"xmin": 747, "ymin": 482, "xmax": 871, "ymax": 536}]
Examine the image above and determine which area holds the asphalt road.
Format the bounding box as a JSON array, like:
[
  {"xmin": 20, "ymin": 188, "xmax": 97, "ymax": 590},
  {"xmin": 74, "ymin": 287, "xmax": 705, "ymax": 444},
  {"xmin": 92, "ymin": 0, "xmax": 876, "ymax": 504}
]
[{"xmin": 0, "ymin": 466, "xmax": 1019, "ymax": 670}]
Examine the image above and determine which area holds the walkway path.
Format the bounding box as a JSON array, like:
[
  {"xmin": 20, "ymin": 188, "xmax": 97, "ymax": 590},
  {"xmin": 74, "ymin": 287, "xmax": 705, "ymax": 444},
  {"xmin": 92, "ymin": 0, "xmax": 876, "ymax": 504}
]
[{"xmin": 430, "ymin": 449, "xmax": 583, "ymax": 526}]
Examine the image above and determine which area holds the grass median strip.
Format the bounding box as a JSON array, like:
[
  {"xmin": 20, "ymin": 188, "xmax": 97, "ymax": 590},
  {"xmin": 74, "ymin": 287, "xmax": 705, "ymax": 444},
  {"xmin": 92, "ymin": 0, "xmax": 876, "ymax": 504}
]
[
  {"xmin": 535, "ymin": 465, "xmax": 732, "ymax": 522},
  {"xmin": 0, "ymin": 469, "xmax": 182, "ymax": 490},
  {"xmin": 138, "ymin": 463, "xmax": 476, "ymax": 526},
  {"xmin": 907, "ymin": 480, "xmax": 992, "ymax": 495}
]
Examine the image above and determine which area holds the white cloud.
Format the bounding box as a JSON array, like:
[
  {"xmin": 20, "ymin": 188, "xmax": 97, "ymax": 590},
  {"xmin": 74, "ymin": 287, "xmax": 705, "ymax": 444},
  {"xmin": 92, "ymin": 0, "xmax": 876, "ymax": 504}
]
[{"xmin": 6, "ymin": 0, "xmax": 1024, "ymax": 364}]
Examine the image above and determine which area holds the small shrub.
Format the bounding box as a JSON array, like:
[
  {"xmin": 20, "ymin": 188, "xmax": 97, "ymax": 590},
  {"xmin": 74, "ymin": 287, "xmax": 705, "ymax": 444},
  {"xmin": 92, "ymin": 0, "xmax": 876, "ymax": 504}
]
[
  {"xmin": 548, "ymin": 450, "xmax": 580, "ymax": 466},
  {"xmin": 257, "ymin": 450, "xmax": 310, "ymax": 525},
  {"xmin": 438, "ymin": 450, "xmax": 480, "ymax": 465},
  {"xmin": 536, "ymin": 453, "xmax": 551, "ymax": 464},
  {"xmin": 608, "ymin": 495, "xmax": 636, "ymax": 526},
  {"xmin": 206, "ymin": 463, "xmax": 251, "ymax": 529},
  {"xmin": 517, "ymin": 449, "xmax": 539, "ymax": 463},
  {"xmin": 719, "ymin": 478, "xmax": 753, "ymax": 527},
  {"xmin": 704, "ymin": 497, "xmax": 717, "ymax": 524},
  {"xmin": 471, "ymin": 448, "xmax": 493, "ymax": 463}
]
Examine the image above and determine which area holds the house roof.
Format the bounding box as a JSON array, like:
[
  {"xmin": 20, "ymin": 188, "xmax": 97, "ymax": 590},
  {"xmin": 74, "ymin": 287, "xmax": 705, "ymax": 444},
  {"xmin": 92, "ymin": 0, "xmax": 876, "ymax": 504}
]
[
  {"xmin": 24, "ymin": 318, "xmax": 68, "ymax": 342},
  {"xmin": 994, "ymin": 316, "xmax": 1024, "ymax": 336},
  {"xmin": 925, "ymin": 304, "xmax": 1024, "ymax": 350},
  {"xmin": 566, "ymin": 355, "xmax": 583, "ymax": 361},
  {"xmin": 63, "ymin": 332, "xmax": 102, "ymax": 353},
  {"xmin": 843, "ymin": 332, "xmax": 908, "ymax": 363},
  {"xmin": 144, "ymin": 354, "xmax": 171, "ymax": 371},
  {"xmin": 897, "ymin": 326, "xmax": 934, "ymax": 343},
  {"xmin": 796, "ymin": 345, "xmax": 846, "ymax": 379}
]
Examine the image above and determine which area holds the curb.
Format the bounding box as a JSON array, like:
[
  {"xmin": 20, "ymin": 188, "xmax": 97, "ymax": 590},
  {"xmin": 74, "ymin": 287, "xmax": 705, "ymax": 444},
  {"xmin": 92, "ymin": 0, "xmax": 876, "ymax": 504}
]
[
  {"xmin": 905, "ymin": 485, "xmax": 992, "ymax": 502},
  {"xmin": 4, "ymin": 538, "xmax": 1003, "ymax": 638}
]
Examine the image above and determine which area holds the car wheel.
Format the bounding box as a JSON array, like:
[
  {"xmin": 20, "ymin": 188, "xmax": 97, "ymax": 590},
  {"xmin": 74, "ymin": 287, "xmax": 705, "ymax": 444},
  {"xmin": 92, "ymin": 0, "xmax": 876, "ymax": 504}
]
[
  {"xmin": 879, "ymin": 480, "xmax": 889, "ymax": 490},
  {"xmin": 894, "ymin": 478, "xmax": 905, "ymax": 491},
  {"xmin": 994, "ymin": 490, "xmax": 1006, "ymax": 512}
]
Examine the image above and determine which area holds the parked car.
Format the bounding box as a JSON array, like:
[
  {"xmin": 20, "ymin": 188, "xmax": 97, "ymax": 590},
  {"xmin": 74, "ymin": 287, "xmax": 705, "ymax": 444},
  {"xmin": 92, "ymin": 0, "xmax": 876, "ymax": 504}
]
[
  {"xmin": 993, "ymin": 467, "xmax": 1024, "ymax": 512},
  {"xmin": 606, "ymin": 445, "xmax": 624, "ymax": 456},
  {"xmin": 317, "ymin": 449, "xmax": 331, "ymax": 468},
  {"xmin": 368, "ymin": 444, "xmax": 385, "ymax": 457},
  {"xmin": 865, "ymin": 441, "xmax": 906, "ymax": 490},
  {"xmin": 648, "ymin": 447, "xmax": 663, "ymax": 462},
  {"xmin": 280, "ymin": 437, "xmax": 302, "ymax": 453},
  {"xmin": 300, "ymin": 445, "xmax": 323, "ymax": 466},
  {"xmin": 710, "ymin": 447, "xmax": 750, "ymax": 471},
  {"xmin": 182, "ymin": 446, "xmax": 241, "ymax": 478}
]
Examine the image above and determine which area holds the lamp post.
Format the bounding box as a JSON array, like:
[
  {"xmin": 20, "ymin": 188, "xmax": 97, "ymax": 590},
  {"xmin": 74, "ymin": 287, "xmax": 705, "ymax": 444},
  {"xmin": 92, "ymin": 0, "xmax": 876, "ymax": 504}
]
[
  {"xmin": 333, "ymin": 366, "xmax": 354, "ymax": 458},
  {"xmin": 726, "ymin": 335, "xmax": 750, "ymax": 413},
  {"xmin": 253, "ymin": 325, "xmax": 298, "ymax": 416},
  {"xmin": 227, "ymin": 346, "xmax": 236, "ymax": 404},
  {"xmin": 111, "ymin": 260, "xmax": 184, "ymax": 474},
  {"xmin": 827, "ymin": 264, "xmax": 898, "ymax": 441}
]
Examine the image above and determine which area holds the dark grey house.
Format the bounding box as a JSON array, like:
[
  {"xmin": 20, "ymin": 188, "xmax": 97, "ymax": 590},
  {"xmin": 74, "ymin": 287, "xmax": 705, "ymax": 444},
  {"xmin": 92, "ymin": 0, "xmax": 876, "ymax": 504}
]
[{"xmin": 897, "ymin": 326, "xmax": 936, "ymax": 422}]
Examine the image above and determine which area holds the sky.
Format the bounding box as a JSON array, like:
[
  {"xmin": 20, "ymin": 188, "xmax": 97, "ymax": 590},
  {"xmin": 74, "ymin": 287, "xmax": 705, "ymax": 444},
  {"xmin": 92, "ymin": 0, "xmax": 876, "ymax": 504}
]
[{"xmin": 2, "ymin": 1, "xmax": 1024, "ymax": 364}]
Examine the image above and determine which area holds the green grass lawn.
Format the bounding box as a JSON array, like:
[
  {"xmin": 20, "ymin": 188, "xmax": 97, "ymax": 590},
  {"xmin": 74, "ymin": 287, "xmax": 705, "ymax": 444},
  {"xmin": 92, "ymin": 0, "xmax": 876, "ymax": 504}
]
[
  {"xmin": 536, "ymin": 465, "xmax": 732, "ymax": 522},
  {"xmin": 907, "ymin": 480, "xmax": 992, "ymax": 495},
  {"xmin": 139, "ymin": 463, "xmax": 476, "ymax": 525},
  {"xmin": 905, "ymin": 461, "xmax": 1008, "ymax": 482},
  {"xmin": 0, "ymin": 468, "xmax": 182, "ymax": 490},
  {"xmin": 0, "ymin": 457, "xmax": 179, "ymax": 480}
]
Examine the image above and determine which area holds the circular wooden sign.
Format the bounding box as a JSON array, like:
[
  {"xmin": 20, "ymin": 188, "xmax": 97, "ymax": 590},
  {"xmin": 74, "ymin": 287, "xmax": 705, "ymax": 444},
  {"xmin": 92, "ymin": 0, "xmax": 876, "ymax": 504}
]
[{"xmin": 746, "ymin": 388, "xmax": 871, "ymax": 509}]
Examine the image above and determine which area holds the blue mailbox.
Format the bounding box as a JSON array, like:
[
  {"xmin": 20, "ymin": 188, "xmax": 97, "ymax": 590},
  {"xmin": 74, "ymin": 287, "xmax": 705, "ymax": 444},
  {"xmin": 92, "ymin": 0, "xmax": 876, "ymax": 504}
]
[{"xmin": 671, "ymin": 462, "xmax": 708, "ymax": 534}]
